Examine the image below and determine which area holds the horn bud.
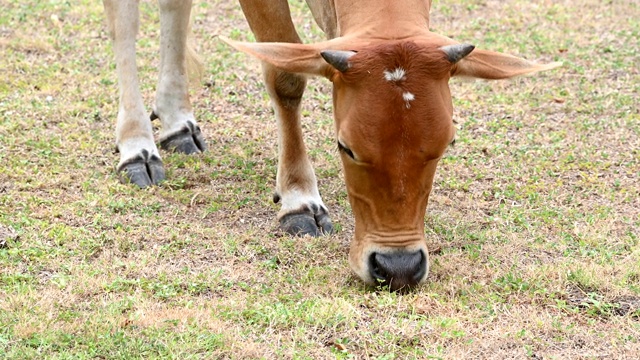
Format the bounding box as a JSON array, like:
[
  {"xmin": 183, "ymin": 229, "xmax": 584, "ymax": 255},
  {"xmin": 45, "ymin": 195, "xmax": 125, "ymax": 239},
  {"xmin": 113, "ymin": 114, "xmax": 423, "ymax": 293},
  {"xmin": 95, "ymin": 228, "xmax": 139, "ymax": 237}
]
[
  {"xmin": 320, "ymin": 50, "xmax": 356, "ymax": 72},
  {"xmin": 441, "ymin": 44, "xmax": 475, "ymax": 63}
]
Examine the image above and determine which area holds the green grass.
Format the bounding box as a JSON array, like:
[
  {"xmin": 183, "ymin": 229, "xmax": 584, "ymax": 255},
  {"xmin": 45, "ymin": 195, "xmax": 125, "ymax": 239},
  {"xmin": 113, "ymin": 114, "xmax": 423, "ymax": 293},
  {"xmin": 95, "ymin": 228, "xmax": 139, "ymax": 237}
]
[{"xmin": 1, "ymin": 0, "xmax": 639, "ymax": 358}]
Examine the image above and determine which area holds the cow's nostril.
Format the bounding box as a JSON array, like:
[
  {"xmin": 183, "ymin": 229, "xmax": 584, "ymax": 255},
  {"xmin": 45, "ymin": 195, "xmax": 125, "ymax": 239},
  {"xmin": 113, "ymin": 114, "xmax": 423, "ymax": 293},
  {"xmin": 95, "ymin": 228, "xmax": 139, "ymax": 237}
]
[
  {"xmin": 370, "ymin": 253, "xmax": 389, "ymax": 283},
  {"xmin": 412, "ymin": 250, "xmax": 427, "ymax": 282},
  {"xmin": 368, "ymin": 250, "xmax": 426, "ymax": 291}
]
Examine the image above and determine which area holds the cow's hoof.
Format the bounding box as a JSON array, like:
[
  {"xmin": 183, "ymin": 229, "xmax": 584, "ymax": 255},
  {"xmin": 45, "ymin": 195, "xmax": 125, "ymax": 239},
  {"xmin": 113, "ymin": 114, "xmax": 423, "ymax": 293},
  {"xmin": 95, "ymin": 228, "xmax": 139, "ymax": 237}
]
[
  {"xmin": 117, "ymin": 150, "xmax": 166, "ymax": 188},
  {"xmin": 159, "ymin": 123, "xmax": 207, "ymax": 154},
  {"xmin": 280, "ymin": 206, "xmax": 333, "ymax": 237}
]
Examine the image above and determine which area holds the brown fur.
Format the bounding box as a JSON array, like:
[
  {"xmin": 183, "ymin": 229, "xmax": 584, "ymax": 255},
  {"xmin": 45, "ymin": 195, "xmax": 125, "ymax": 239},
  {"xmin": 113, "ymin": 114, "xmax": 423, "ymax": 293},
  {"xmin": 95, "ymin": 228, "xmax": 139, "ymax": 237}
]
[{"xmin": 343, "ymin": 41, "xmax": 452, "ymax": 84}]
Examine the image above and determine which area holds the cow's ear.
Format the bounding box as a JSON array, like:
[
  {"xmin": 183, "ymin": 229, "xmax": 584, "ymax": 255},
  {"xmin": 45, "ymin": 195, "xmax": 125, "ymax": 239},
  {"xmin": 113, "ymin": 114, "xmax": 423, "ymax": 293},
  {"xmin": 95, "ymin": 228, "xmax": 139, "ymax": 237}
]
[
  {"xmin": 220, "ymin": 36, "xmax": 337, "ymax": 78},
  {"xmin": 452, "ymin": 48, "xmax": 561, "ymax": 79}
]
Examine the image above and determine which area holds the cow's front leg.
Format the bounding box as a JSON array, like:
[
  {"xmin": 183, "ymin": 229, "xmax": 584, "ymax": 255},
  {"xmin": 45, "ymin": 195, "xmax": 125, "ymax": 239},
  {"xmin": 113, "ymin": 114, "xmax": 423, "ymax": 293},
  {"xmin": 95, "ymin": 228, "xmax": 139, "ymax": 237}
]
[
  {"xmin": 154, "ymin": 0, "xmax": 206, "ymax": 154},
  {"xmin": 105, "ymin": 0, "xmax": 165, "ymax": 187},
  {"xmin": 263, "ymin": 64, "xmax": 333, "ymax": 236}
]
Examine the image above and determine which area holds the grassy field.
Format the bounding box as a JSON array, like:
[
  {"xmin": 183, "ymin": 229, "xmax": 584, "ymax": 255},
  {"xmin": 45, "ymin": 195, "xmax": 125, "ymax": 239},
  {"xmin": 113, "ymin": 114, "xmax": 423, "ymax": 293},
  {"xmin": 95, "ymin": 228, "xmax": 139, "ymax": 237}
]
[{"xmin": 1, "ymin": 0, "xmax": 639, "ymax": 358}]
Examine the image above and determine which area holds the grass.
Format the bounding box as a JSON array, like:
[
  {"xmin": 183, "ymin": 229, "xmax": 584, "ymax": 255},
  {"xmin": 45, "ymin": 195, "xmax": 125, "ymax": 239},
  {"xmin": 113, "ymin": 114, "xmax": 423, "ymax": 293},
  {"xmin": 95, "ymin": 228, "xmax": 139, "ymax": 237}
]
[{"xmin": 1, "ymin": 0, "xmax": 639, "ymax": 358}]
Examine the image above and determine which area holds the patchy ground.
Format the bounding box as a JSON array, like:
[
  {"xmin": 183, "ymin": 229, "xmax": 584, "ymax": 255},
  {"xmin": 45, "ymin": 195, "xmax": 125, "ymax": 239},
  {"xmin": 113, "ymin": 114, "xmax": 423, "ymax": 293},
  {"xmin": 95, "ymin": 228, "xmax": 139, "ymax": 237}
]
[{"xmin": 0, "ymin": 0, "xmax": 638, "ymax": 358}]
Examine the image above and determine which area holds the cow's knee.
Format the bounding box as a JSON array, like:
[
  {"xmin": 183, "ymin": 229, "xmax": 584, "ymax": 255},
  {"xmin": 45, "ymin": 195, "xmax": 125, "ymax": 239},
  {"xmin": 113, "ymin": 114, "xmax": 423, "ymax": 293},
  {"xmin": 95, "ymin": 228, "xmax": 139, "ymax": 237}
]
[{"xmin": 265, "ymin": 67, "xmax": 306, "ymax": 109}]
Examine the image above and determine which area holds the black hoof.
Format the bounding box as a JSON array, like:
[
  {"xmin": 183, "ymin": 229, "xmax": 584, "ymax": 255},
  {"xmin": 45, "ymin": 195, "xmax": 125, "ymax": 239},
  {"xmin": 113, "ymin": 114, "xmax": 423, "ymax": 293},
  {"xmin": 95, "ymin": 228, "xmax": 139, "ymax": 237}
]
[
  {"xmin": 159, "ymin": 122, "xmax": 207, "ymax": 154},
  {"xmin": 279, "ymin": 206, "xmax": 333, "ymax": 237},
  {"xmin": 117, "ymin": 150, "xmax": 166, "ymax": 188}
]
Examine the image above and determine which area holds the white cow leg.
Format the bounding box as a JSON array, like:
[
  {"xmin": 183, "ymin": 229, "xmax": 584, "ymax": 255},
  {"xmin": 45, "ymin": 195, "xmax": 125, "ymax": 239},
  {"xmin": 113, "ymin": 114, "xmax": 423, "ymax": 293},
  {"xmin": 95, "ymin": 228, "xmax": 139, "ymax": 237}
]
[
  {"xmin": 104, "ymin": 0, "xmax": 165, "ymax": 187},
  {"xmin": 155, "ymin": 0, "xmax": 206, "ymax": 154},
  {"xmin": 263, "ymin": 64, "xmax": 333, "ymax": 236}
]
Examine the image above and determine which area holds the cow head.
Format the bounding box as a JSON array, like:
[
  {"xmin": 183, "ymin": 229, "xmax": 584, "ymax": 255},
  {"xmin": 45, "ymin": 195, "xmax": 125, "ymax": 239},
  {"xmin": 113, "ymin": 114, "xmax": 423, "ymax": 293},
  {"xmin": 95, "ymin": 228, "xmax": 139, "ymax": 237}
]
[{"xmin": 221, "ymin": 34, "xmax": 560, "ymax": 291}]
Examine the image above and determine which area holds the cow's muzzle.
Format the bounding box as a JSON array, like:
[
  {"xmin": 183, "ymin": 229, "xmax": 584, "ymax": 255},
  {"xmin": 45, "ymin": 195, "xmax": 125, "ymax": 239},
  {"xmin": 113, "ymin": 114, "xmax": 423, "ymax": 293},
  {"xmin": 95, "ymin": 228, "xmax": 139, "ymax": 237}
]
[{"xmin": 369, "ymin": 249, "xmax": 427, "ymax": 292}]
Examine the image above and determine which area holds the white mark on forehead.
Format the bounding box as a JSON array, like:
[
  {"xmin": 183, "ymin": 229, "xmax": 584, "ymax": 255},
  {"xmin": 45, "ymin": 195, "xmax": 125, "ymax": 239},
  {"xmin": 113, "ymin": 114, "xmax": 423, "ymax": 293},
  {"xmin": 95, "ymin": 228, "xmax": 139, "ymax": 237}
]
[
  {"xmin": 383, "ymin": 67, "xmax": 406, "ymax": 82},
  {"xmin": 403, "ymin": 91, "xmax": 415, "ymax": 109},
  {"xmin": 402, "ymin": 92, "xmax": 415, "ymax": 102}
]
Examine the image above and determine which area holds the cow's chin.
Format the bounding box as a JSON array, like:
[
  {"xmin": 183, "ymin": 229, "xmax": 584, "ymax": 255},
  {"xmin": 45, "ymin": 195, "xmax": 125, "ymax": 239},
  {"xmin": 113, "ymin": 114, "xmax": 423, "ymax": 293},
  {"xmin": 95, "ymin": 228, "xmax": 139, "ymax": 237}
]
[{"xmin": 349, "ymin": 238, "xmax": 429, "ymax": 292}]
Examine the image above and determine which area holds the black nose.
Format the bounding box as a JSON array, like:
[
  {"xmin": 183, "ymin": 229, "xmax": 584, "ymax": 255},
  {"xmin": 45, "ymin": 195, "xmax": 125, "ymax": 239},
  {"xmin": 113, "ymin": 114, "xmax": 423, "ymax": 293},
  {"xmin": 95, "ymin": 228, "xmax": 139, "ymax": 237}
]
[{"xmin": 369, "ymin": 250, "xmax": 427, "ymax": 291}]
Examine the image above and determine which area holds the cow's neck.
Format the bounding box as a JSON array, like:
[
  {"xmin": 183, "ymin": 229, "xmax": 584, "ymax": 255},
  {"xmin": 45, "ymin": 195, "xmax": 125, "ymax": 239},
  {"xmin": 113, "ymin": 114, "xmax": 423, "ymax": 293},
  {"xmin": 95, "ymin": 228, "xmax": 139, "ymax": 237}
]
[{"xmin": 334, "ymin": 0, "xmax": 431, "ymax": 39}]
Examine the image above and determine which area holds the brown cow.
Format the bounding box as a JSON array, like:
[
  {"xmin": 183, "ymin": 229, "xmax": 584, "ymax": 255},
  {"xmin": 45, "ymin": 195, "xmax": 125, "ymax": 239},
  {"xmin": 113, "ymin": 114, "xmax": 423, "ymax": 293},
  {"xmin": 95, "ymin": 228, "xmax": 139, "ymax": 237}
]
[{"xmin": 103, "ymin": 0, "xmax": 560, "ymax": 291}]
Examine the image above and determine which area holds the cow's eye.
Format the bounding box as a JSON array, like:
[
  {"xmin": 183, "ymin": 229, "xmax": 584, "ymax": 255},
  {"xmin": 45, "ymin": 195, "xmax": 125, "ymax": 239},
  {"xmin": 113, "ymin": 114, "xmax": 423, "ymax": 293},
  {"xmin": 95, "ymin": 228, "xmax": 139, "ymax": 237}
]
[{"xmin": 337, "ymin": 141, "xmax": 355, "ymax": 160}]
